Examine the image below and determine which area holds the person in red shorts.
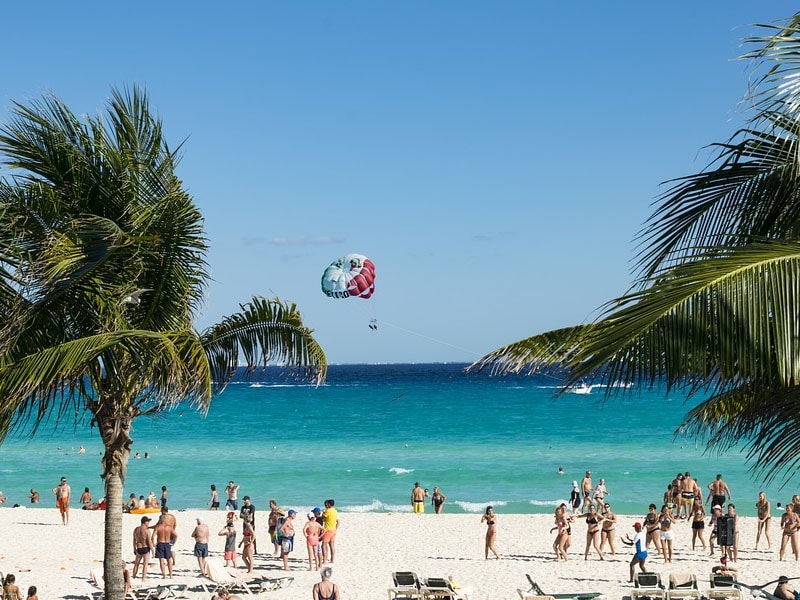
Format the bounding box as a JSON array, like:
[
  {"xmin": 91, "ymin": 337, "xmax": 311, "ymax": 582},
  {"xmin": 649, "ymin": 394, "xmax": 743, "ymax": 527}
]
[{"xmin": 52, "ymin": 476, "xmax": 71, "ymax": 525}]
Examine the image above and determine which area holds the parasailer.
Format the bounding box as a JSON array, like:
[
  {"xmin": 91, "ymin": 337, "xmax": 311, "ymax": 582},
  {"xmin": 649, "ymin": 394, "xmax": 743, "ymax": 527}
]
[{"xmin": 321, "ymin": 253, "xmax": 376, "ymax": 299}]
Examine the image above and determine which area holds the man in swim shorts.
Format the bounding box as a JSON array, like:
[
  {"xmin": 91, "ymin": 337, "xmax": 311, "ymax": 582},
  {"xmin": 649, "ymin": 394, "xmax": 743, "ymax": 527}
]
[
  {"xmin": 322, "ymin": 499, "xmax": 339, "ymax": 564},
  {"xmin": 52, "ymin": 476, "xmax": 71, "ymax": 525},
  {"xmin": 191, "ymin": 516, "xmax": 210, "ymax": 576},
  {"xmin": 707, "ymin": 474, "xmax": 731, "ymax": 509},
  {"xmin": 225, "ymin": 481, "xmax": 240, "ymax": 511},
  {"xmin": 132, "ymin": 516, "xmax": 154, "ymax": 581},
  {"xmin": 580, "ymin": 470, "xmax": 593, "ymax": 513},
  {"xmin": 151, "ymin": 515, "xmax": 177, "ymax": 579},
  {"xmin": 411, "ymin": 482, "xmax": 427, "ymax": 514}
]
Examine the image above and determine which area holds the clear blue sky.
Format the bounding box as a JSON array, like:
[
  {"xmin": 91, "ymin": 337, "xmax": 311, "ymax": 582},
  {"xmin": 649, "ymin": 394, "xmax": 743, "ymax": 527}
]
[{"xmin": 0, "ymin": 2, "xmax": 795, "ymax": 364}]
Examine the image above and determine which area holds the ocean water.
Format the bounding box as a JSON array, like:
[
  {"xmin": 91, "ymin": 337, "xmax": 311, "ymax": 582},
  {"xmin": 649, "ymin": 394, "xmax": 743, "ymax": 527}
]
[{"xmin": 0, "ymin": 363, "xmax": 788, "ymax": 516}]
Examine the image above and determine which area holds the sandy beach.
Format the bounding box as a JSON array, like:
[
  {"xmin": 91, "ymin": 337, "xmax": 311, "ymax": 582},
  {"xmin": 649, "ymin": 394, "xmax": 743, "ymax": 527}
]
[{"xmin": 0, "ymin": 506, "xmax": 796, "ymax": 600}]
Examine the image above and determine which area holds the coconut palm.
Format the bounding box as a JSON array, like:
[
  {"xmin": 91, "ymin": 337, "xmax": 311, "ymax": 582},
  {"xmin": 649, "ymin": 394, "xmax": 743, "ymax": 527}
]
[
  {"xmin": 471, "ymin": 14, "xmax": 800, "ymax": 485},
  {"xmin": 0, "ymin": 86, "xmax": 327, "ymax": 600}
]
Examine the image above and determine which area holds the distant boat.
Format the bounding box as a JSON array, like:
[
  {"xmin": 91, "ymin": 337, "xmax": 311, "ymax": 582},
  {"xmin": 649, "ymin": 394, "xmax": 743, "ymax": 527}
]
[{"xmin": 566, "ymin": 382, "xmax": 594, "ymax": 394}]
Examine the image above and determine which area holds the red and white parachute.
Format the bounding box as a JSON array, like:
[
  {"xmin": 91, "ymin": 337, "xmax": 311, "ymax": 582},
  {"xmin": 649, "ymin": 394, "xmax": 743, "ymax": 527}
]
[{"xmin": 320, "ymin": 253, "xmax": 376, "ymax": 299}]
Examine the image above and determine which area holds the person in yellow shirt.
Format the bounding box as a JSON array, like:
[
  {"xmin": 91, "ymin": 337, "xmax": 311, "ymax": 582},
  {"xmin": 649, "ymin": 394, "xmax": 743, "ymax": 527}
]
[{"xmin": 322, "ymin": 499, "xmax": 339, "ymax": 564}]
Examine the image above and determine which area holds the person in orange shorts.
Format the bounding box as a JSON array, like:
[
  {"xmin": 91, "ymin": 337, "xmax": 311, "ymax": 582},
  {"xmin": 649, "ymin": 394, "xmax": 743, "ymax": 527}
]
[
  {"xmin": 52, "ymin": 476, "xmax": 71, "ymax": 525},
  {"xmin": 322, "ymin": 499, "xmax": 339, "ymax": 564}
]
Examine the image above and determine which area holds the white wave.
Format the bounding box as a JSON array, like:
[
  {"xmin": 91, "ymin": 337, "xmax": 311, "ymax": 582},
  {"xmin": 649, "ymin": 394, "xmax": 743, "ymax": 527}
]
[
  {"xmin": 389, "ymin": 467, "xmax": 414, "ymax": 475},
  {"xmin": 528, "ymin": 498, "xmax": 568, "ymax": 507},
  {"xmin": 453, "ymin": 500, "xmax": 508, "ymax": 513},
  {"xmin": 341, "ymin": 499, "xmax": 412, "ymax": 513}
]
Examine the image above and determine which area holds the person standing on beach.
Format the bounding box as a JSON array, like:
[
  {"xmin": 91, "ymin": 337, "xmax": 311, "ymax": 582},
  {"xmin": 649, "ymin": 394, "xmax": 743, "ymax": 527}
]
[
  {"xmin": 756, "ymin": 491, "xmax": 772, "ymax": 550},
  {"xmin": 152, "ymin": 515, "xmax": 177, "ymax": 579},
  {"xmin": 411, "ymin": 482, "xmax": 426, "ymax": 513},
  {"xmin": 312, "ymin": 566, "xmax": 340, "ymax": 600},
  {"xmin": 709, "ymin": 504, "xmax": 723, "ymax": 556},
  {"xmin": 268, "ymin": 500, "xmax": 285, "ymax": 556},
  {"xmin": 681, "ymin": 472, "xmax": 700, "ymax": 520},
  {"xmin": 707, "ymin": 474, "xmax": 731, "ymax": 509},
  {"xmin": 132, "ymin": 516, "xmax": 154, "ymax": 581},
  {"xmin": 431, "ymin": 486, "xmax": 446, "ymax": 514},
  {"xmin": 780, "ymin": 503, "xmax": 800, "ymax": 560},
  {"xmin": 622, "ymin": 522, "xmax": 647, "ymax": 583},
  {"xmin": 280, "ymin": 510, "xmax": 296, "ymax": 571},
  {"xmin": 52, "ymin": 476, "xmax": 71, "ymax": 525},
  {"xmin": 208, "ymin": 484, "xmax": 219, "ymax": 510},
  {"xmin": 225, "ymin": 481, "xmax": 240, "ymax": 510},
  {"xmin": 659, "ymin": 504, "xmax": 675, "ymax": 563},
  {"xmin": 600, "ymin": 503, "xmax": 617, "ymax": 555},
  {"xmin": 577, "ymin": 504, "xmax": 605, "ymax": 560},
  {"xmin": 160, "ymin": 506, "xmax": 178, "ymax": 568},
  {"xmin": 690, "ymin": 495, "xmax": 707, "ymax": 551},
  {"xmin": 322, "ymin": 499, "xmax": 339, "ymax": 564},
  {"xmin": 481, "ymin": 506, "xmax": 501, "ymax": 560},
  {"xmin": 239, "ymin": 520, "xmax": 256, "ymax": 573},
  {"xmin": 580, "ymin": 471, "xmax": 593, "ymax": 513},
  {"xmin": 303, "ymin": 511, "xmax": 324, "ymax": 571},
  {"xmin": 191, "ymin": 517, "xmax": 210, "ymax": 577},
  {"xmin": 240, "ymin": 496, "xmax": 256, "ymax": 549},
  {"xmin": 219, "ymin": 521, "xmax": 238, "ymax": 567}
]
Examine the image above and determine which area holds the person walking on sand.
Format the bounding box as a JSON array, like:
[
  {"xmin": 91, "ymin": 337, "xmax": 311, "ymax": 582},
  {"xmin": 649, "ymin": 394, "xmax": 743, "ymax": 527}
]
[
  {"xmin": 756, "ymin": 491, "xmax": 772, "ymax": 550},
  {"xmin": 550, "ymin": 504, "xmax": 570, "ymax": 561},
  {"xmin": 622, "ymin": 522, "xmax": 648, "ymax": 583},
  {"xmin": 593, "ymin": 478, "xmax": 609, "ymax": 511},
  {"xmin": 312, "ymin": 566, "xmax": 340, "ymax": 600},
  {"xmin": 191, "ymin": 517, "xmax": 210, "ymax": 577},
  {"xmin": 52, "ymin": 476, "xmax": 71, "ymax": 525},
  {"xmin": 431, "ymin": 486, "xmax": 446, "ymax": 514},
  {"xmin": 219, "ymin": 520, "xmax": 238, "ymax": 568},
  {"xmin": 411, "ymin": 482, "xmax": 426, "ymax": 513},
  {"xmin": 280, "ymin": 510, "xmax": 296, "ymax": 571},
  {"xmin": 304, "ymin": 511, "xmax": 324, "ymax": 571},
  {"xmin": 132, "ymin": 516, "xmax": 154, "ymax": 580},
  {"xmin": 481, "ymin": 506, "xmax": 500, "ymax": 560},
  {"xmin": 707, "ymin": 473, "xmax": 732, "ymax": 509},
  {"xmin": 569, "ymin": 481, "xmax": 581, "ymax": 515}
]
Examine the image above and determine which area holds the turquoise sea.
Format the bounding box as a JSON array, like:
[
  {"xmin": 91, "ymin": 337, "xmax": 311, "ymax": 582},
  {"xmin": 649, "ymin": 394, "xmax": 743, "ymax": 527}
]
[{"xmin": 0, "ymin": 363, "xmax": 789, "ymax": 516}]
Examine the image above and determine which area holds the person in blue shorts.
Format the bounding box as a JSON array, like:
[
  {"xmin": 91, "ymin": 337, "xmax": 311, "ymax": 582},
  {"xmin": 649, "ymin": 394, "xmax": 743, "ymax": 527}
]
[{"xmin": 622, "ymin": 522, "xmax": 647, "ymax": 583}]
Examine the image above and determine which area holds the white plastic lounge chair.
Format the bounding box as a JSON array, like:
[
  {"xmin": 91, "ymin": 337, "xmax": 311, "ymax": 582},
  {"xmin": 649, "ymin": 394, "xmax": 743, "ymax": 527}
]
[
  {"xmin": 632, "ymin": 572, "xmax": 666, "ymax": 600},
  {"xmin": 201, "ymin": 559, "xmax": 262, "ymax": 595},
  {"xmin": 667, "ymin": 573, "xmax": 700, "ymax": 600},
  {"xmin": 420, "ymin": 577, "xmax": 467, "ymax": 600},
  {"xmin": 707, "ymin": 573, "xmax": 742, "ymax": 600},
  {"xmin": 525, "ymin": 575, "xmax": 603, "ymax": 600}
]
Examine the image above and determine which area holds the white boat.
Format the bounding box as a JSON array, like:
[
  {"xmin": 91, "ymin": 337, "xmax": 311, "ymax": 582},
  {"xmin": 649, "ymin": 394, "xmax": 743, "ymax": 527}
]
[{"xmin": 566, "ymin": 382, "xmax": 593, "ymax": 394}]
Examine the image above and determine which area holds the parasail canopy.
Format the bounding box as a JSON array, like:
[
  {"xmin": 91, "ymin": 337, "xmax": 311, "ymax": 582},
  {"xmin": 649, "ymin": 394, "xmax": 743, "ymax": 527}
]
[{"xmin": 321, "ymin": 253, "xmax": 376, "ymax": 299}]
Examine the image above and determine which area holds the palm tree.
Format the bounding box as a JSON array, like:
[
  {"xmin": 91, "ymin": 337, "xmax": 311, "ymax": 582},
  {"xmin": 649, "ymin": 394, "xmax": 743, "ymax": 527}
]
[
  {"xmin": 471, "ymin": 13, "xmax": 800, "ymax": 485},
  {"xmin": 0, "ymin": 87, "xmax": 327, "ymax": 600}
]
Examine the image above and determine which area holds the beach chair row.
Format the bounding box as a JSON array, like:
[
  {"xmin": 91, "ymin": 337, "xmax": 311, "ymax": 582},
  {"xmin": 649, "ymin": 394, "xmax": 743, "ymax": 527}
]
[
  {"xmin": 632, "ymin": 571, "xmax": 742, "ymax": 600},
  {"xmin": 388, "ymin": 571, "xmax": 468, "ymax": 600}
]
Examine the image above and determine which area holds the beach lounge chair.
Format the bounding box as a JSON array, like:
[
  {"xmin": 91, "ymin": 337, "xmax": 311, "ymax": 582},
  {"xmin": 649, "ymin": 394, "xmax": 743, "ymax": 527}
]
[
  {"xmin": 86, "ymin": 567, "xmax": 175, "ymax": 600},
  {"xmin": 707, "ymin": 574, "xmax": 742, "ymax": 600},
  {"xmin": 525, "ymin": 575, "xmax": 603, "ymax": 600},
  {"xmin": 667, "ymin": 573, "xmax": 700, "ymax": 600},
  {"xmin": 632, "ymin": 572, "xmax": 666, "ymax": 600},
  {"xmin": 259, "ymin": 576, "xmax": 294, "ymax": 592},
  {"xmin": 201, "ymin": 559, "xmax": 264, "ymax": 595},
  {"xmin": 517, "ymin": 594, "xmax": 555, "ymax": 600},
  {"xmin": 388, "ymin": 571, "xmax": 423, "ymax": 600},
  {"xmin": 420, "ymin": 577, "xmax": 468, "ymax": 600}
]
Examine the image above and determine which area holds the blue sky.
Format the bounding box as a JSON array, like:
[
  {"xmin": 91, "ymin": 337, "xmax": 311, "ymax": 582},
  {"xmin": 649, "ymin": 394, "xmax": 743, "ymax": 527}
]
[{"xmin": 1, "ymin": 2, "xmax": 796, "ymax": 364}]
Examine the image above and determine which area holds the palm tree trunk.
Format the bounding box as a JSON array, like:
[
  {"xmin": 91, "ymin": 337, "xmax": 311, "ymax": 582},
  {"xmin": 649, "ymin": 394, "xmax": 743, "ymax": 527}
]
[{"xmin": 98, "ymin": 410, "xmax": 134, "ymax": 600}]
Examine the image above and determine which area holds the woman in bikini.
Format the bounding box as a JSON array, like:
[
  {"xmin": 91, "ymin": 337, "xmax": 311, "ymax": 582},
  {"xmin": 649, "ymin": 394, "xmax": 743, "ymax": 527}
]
[
  {"xmin": 577, "ymin": 504, "xmax": 605, "ymax": 560},
  {"xmin": 481, "ymin": 506, "xmax": 500, "ymax": 560},
  {"xmin": 2, "ymin": 574, "xmax": 21, "ymax": 600},
  {"xmin": 690, "ymin": 494, "xmax": 707, "ymax": 550},
  {"xmin": 643, "ymin": 503, "xmax": 662, "ymax": 554},
  {"xmin": 659, "ymin": 504, "xmax": 675, "ymax": 563},
  {"xmin": 303, "ymin": 511, "xmax": 324, "ymax": 571},
  {"xmin": 238, "ymin": 520, "xmax": 256, "ymax": 573},
  {"xmin": 780, "ymin": 503, "xmax": 799, "ymax": 560},
  {"xmin": 599, "ymin": 503, "xmax": 617, "ymax": 555},
  {"xmin": 550, "ymin": 505, "xmax": 569, "ymax": 561},
  {"xmin": 756, "ymin": 491, "xmax": 772, "ymax": 550},
  {"xmin": 431, "ymin": 487, "xmax": 446, "ymax": 514}
]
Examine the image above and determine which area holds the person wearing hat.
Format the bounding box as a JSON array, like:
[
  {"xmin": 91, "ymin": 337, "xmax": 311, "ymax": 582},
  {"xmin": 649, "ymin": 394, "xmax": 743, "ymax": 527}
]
[
  {"xmin": 621, "ymin": 522, "xmax": 647, "ymax": 583},
  {"xmin": 304, "ymin": 511, "xmax": 324, "ymax": 571},
  {"xmin": 280, "ymin": 510, "xmax": 297, "ymax": 571},
  {"xmin": 774, "ymin": 576, "xmax": 797, "ymax": 600},
  {"xmin": 132, "ymin": 516, "xmax": 154, "ymax": 581}
]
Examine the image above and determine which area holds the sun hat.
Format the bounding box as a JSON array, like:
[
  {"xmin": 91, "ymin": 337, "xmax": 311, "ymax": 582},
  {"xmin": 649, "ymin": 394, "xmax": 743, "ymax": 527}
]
[
  {"xmin": 712, "ymin": 505, "xmax": 722, "ymax": 510},
  {"xmin": 308, "ymin": 511, "xmax": 316, "ymax": 519}
]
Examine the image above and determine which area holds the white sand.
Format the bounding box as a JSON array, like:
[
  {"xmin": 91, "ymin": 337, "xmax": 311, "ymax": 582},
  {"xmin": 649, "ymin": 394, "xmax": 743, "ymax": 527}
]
[{"xmin": 0, "ymin": 507, "xmax": 794, "ymax": 599}]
